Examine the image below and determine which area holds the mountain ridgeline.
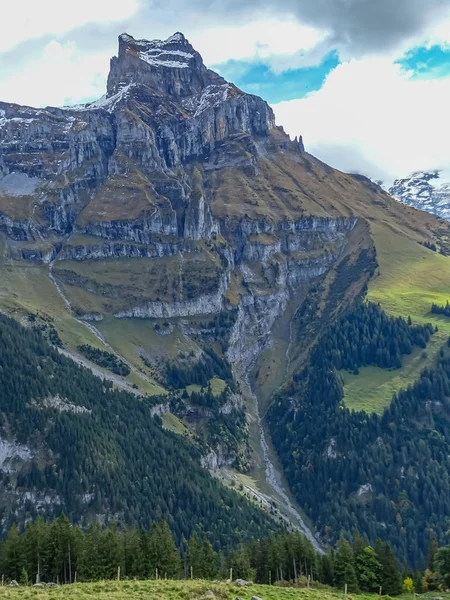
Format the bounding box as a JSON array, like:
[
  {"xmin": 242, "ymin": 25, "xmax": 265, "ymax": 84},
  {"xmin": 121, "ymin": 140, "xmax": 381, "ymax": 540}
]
[{"xmin": 1, "ymin": 31, "xmax": 450, "ymax": 568}]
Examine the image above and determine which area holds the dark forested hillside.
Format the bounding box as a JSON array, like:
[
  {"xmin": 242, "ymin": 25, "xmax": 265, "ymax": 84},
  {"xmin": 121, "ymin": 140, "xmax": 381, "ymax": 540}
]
[
  {"xmin": 269, "ymin": 300, "xmax": 449, "ymax": 566},
  {"xmin": 0, "ymin": 314, "xmax": 275, "ymax": 549}
]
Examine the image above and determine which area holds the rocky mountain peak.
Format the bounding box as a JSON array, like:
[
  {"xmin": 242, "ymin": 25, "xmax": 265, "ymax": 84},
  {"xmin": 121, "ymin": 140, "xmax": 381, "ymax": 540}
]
[
  {"xmin": 107, "ymin": 32, "xmax": 225, "ymax": 98},
  {"xmin": 389, "ymin": 170, "xmax": 450, "ymax": 220}
]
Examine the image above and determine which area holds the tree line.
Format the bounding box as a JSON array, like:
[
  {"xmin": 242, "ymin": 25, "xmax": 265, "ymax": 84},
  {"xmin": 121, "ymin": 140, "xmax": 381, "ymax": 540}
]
[
  {"xmin": 77, "ymin": 344, "xmax": 131, "ymax": 376},
  {"xmin": 165, "ymin": 348, "xmax": 233, "ymax": 390},
  {"xmin": 3, "ymin": 515, "xmax": 450, "ymax": 596},
  {"xmin": 431, "ymin": 301, "xmax": 450, "ymax": 318}
]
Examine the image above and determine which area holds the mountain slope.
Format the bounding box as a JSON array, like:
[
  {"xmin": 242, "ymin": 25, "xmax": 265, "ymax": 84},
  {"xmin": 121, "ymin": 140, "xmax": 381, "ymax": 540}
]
[{"xmin": 1, "ymin": 32, "xmax": 450, "ymax": 555}]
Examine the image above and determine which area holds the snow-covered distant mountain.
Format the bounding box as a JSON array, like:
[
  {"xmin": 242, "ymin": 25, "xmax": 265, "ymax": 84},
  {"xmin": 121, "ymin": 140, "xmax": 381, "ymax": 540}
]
[{"xmin": 389, "ymin": 171, "xmax": 450, "ymax": 220}]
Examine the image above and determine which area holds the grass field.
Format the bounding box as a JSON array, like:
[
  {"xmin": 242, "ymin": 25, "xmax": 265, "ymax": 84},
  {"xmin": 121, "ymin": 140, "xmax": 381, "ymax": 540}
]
[
  {"xmin": 161, "ymin": 412, "xmax": 192, "ymax": 436},
  {"xmin": 0, "ymin": 580, "xmax": 445, "ymax": 600},
  {"xmin": 187, "ymin": 378, "xmax": 227, "ymax": 397},
  {"xmin": 0, "ymin": 260, "xmax": 103, "ymax": 351},
  {"xmin": 0, "ymin": 580, "xmax": 378, "ymax": 600},
  {"xmin": 343, "ymin": 223, "xmax": 450, "ymax": 414}
]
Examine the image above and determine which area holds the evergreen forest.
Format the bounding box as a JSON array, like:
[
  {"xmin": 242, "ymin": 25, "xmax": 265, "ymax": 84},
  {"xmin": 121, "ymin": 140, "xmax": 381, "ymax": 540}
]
[
  {"xmin": 0, "ymin": 314, "xmax": 274, "ymax": 549},
  {"xmin": 269, "ymin": 301, "xmax": 448, "ymax": 566}
]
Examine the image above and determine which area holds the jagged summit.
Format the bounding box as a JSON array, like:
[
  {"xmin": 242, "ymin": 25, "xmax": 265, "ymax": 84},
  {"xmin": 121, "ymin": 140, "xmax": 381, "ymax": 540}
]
[
  {"xmin": 107, "ymin": 32, "xmax": 226, "ymax": 99},
  {"xmin": 117, "ymin": 32, "xmax": 197, "ymax": 68}
]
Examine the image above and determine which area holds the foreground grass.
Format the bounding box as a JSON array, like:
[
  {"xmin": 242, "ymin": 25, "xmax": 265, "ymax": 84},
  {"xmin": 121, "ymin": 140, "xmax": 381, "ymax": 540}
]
[
  {"xmin": 0, "ymin": 580, "xmax": 380, "ymax": 600},
  {"xmin": 343, "ymin": 223, "xmax": 450, "ymax": 414}
]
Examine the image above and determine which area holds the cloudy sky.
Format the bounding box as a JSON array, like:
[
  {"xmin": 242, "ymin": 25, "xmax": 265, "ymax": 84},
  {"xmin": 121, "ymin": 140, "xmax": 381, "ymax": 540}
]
[{"xmin": 2, "ymin": 0, "xmax": 450, "ymax": 184}]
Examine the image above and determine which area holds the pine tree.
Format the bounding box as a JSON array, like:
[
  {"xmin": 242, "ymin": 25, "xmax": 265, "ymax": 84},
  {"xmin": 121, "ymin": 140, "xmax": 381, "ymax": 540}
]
[
  {"xmin": 122, "ymin": 527, "xmax": 143, "ymax": 579},
  {"xmin": 226, "ymin": 544, "xmax": 254, "ymax": 581},
  {"xmin": 79, "ymin": 523, "xmax": 102, "ymax": 581},
  {"xmin": 98, "ymin": 524, "xmax": 124, "ymax": 580},
  {"xmin": 352, "ymin": 531, "xmax": 366, "ymax": 559},
  {"xmin": 355, "ymin": 546, "xmax": 382, "ymax": 592},
  {"xmin": 436, "ymin": 547, "xmax": 450, "ymax": 589},
  {"xmin": 413, "ymin": 570, "xmax": 425, "ymax": 594},
  {"xmin": 186, "ymin": 532, "xmax": 202, "ymax": 579},
  {"xmin": 320, "ymin": 551, "xmax": 334, "ymax": 586},
  {"xmin": 19, "ymin": 567, "xmax": 29, "ymax": 586},
  {"xmin": 333, "ymin": 534, "xmax": 359, "ymax": 592},
  {"xmin": 376, "ymin": 540, "xmax": 402, "ymax": 596},
  {"xmin": 428, "ymin": 536, "xmax": 439, "ymax": 570},
  {"xmin": 200, "ymin": 538, "xmax": 218, "ymax": 579},
  {"xmin": 2, "ymin": 524, "xmax": 24, "ymax": 581},
  {"xmin": 156, "ymin": 522, "xmax": 181, "ymax": 578},
  {"xmin": 139, "ymin": 528, "xmax": 151, "ymax": 579},
  {"xmin": 23, "ymin": 516, "xmax": 48, "ymax": 584}
]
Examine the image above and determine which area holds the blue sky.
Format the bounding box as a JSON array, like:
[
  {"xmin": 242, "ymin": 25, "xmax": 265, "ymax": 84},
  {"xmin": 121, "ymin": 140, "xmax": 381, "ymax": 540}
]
[
  {"xmin": 214, "ymin": 52, "xmax": 340, "ymax": 104},
  {"xmin": 397, "ymin": 44, "xmax": 450, "ymax": 79}
]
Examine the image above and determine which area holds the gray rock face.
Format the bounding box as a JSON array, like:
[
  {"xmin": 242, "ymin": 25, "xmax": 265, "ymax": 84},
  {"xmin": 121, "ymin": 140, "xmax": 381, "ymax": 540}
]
[
  {"xmin": 107, "ymin": 33, "xmax": 222, "ymax": 98},
  {"xmin": 0, "ymin": 33, "xmax": 275, "ymax": 242},
  {"xmin": 0, "ymin": 35, "xmax": 358, "ymax": 372},
  {"xmin": 0, "ymin": 31, "xmax": 372, "ymax": 505},
  {"xmin": 0, "ymin": 32, "xmax": 358, "ymax": 370}
]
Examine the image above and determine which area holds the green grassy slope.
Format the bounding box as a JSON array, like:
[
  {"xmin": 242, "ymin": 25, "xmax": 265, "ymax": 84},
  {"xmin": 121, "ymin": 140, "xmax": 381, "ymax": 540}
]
[
  {"xmin": 0, "ymin": 256, "xmax": 164, "ymax": 396},
  {"xmin": 344, "ymin": 223, "xmax": 450, "ymax": 413},
  {"xmin": 0, "ymin": 580, "xmax": 378, "ymax": 600},
  {"xmin": 0, "ymin": 580, "xmax": 444, "ymax": 600}
]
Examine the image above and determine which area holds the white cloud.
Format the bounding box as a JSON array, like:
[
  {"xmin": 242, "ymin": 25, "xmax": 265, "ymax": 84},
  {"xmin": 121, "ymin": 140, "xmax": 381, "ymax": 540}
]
[
  {"xmin": 273, "ymin": 57, "xmax": 450, "ymax": 183},
  {"xmin": 0, "ymin": 41, "xmax": 109, "ymax": 107},
  {"xmin": 191, "ymin": 19, "xmax": 326, "ymax": 67},
  {"xmin": 0, "ymin": 0, "xmax": 138, "ymax": 53}
]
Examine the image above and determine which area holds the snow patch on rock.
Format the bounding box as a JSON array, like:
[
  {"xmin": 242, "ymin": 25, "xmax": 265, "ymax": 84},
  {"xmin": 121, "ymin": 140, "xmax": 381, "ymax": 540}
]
[{"xmin": 390, "ymin": 170, "xmax": 450, "ymax": 220}]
